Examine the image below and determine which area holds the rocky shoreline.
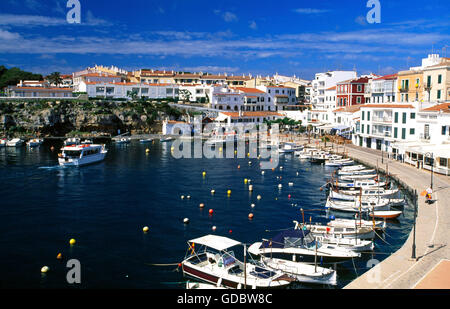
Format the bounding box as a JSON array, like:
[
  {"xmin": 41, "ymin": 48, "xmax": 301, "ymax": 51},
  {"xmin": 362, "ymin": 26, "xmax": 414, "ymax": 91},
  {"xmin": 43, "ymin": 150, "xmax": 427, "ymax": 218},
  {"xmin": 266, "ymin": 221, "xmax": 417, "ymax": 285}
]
[{"xmin": 0, "ymin": 100, "xmax": 183, "ymax": 137}]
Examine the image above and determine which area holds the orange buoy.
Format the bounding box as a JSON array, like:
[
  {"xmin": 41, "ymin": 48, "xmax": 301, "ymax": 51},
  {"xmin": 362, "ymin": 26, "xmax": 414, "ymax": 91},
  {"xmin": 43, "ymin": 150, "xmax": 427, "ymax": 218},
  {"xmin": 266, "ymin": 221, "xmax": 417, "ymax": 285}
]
[
  {"xmin": 248, "ymin": 213, "xmax": 254, "ymax": 219},
  {"xmin": 199, "ymin": 203, "xmax": 205, "ymax": 208},
  {"xmin": 56, "ymin": 253, "xmax": 62, "ymax": 260},
  {"xmin": 237, "ymin": 165, "xmax": 240, "ymax": 169}
]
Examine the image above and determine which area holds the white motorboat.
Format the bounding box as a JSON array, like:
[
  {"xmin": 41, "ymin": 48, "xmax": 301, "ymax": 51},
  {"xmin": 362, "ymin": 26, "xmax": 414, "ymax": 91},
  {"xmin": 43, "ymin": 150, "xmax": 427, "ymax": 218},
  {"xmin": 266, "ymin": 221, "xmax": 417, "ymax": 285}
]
[
  {"xmin": 295, "ymin": 148, "xmax": 319, "ymax": 159},
  {"xmin": 26, "ymin": 138, "xmax": 43, "ymax": 147},
  {"xmin": 258, "ymin": 257, "xmax": 337, "ymax": 286},
  {"xmin": 327, "ymin": 217, "xmax": 386, "ymax": 231},
  {"xmin": 339, "ymin": 165, "xmax": 366, "ymax": 172},
  {"xmin": 64, "ymin": 137, "xmax": 80, "ymax": 147},
  {"xmin": 338, "ymin": 169, "xmax": 376, "ymax": 176},
  {"xmin": 278, "ymin": 143, "xmax": 301, "ymax": 153},
  {"xmin": 369, "ymin": 210, "xmax": 403, "ymax": 219},
  {"xmin": 331, "ymin": 180, "xmax": 388, "ymax": 190},
  {"xmin": 248, "ymin": 229, "xmax": 360, "ymax": 265},
  {"xmin": 325, "ymin": 159, "xmax": 354, "ymax": 167},
  {"xmin": 115, "ymin": 137, "xmax": 131, "ymax": 144},
  {"xmin": 337, "ymin": 188, "xmax": 399, "ymax": 197},
  {"xmin": 329, "ymin": 190, "xmax": 405, "ymax": 207},
  {"xmin": 58, "ymin": 144, "xmax": 107, "ymax": 167},
  {"xmin": 314, "ymin": 235, "xmax": 374, "ymax": 252},
  {"xmin": 181, "ymin": 235, "xmax": 294, "ymax": 289},
  {"xmin": 295, "ymin": 221, "xmax": 375, "ymax": 240},
  {"xmin": 338, "ymin": 174, "xmax": 378, "ymax": 181},
  {"xmin": 6, "ymin": 138, "xmax": 24, "ymax": 147},
  {"xmin": 325, "ymin": 197, "xmax": 391, "ymax": 213}
]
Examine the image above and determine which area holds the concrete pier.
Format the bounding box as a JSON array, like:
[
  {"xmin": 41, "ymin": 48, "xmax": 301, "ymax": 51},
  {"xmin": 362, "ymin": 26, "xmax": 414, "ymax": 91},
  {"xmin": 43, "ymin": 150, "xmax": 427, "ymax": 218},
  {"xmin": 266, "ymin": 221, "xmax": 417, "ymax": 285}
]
[{"xmin": 334, "ymin": 144, "xmax": 450, "ymax": 289}]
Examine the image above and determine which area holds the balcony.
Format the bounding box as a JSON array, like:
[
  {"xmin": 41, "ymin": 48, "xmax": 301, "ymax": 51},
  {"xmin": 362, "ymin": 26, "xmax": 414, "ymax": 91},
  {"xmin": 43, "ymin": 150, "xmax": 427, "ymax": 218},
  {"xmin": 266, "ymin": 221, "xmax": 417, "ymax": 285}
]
[
  {"xmin": 372, "ymin": 116, "xmax": 393, "ymax": 123},
  {"xmin": 372, "ymin": 131, "xmax": 392, "ymax": 138},
  {"xmin": 420, "ymin": 134, "xmax": 431, "ymax": 141},
  {"xmin": 398, "ymin": 87, "xmax": 409, "ymax": 93}
]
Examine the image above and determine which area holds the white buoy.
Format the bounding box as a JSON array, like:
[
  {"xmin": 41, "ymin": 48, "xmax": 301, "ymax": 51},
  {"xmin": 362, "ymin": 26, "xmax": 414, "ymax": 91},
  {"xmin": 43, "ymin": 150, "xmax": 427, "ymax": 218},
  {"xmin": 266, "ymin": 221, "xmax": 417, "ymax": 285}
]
[
  {"xmin": 211, "ymin": 189, "xmax": 215, "ymax": 194},
  {"xmin": 278, "ymin": 184, "xmax": 282, "ymax": 189},
  {"xmin": 296, "ymin": 172, "xmax": 299, "ymax": 176},
  {"xmin": 280, "ymin": 166, "xmax": 283, "ymax": 170},
  {"xmin": 261, "ymin": 171, "xmax": 265, "ymax": 175},
  {"xmin": 143, "ymin": 226, "xmax": 149, "ymax": 232},
  {"xmin": 183, "ymin": 218, "xmax": 190, "ymax": 224},
  {"xmin": 257, "ymin": 195, "xmax": 262, "ymax": 200},
  {"xmin": 41, "ymin": 266, "xmax": 49, "ymax": 273},
  {"xmin": 212, "ymin": 226, "xmax": 217, "ymax": 231},
  {"xmin": 251, "ymin": 203, "xmax": 255, "ymax": 208},
  {"xmin": 187, "ymin": 195, "xmax": 191, "ymax": 199},
  {"xmin": 181, "ymin": 195, "xmax": 185, "ymax": 200},
  {"xmin": 289, "ymin": 182, "xmax": 294, "ymax": 187},
  {"xmin": 248, "ymin": 185, "xmax": 253, "ymax": 191}
]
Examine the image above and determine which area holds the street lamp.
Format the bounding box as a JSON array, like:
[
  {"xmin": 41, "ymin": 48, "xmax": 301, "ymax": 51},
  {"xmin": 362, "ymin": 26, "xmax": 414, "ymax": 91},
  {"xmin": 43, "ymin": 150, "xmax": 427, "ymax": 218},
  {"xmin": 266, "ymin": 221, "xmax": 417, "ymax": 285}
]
[
  {"xmin": 424, "ymin": 152, "xmax": 434, "ymax": 190},
  {"xmin": 411, "ymin": 189, "xmax": 417, "ymax": 260}
]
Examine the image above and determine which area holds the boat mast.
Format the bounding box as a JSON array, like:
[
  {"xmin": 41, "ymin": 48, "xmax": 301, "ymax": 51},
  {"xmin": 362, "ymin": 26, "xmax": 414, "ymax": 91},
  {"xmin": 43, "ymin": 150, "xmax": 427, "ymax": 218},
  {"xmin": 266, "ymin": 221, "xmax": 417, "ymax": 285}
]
[{"xmin": 244, "ymin": 243, "xmax": 247, "ymax": 289}]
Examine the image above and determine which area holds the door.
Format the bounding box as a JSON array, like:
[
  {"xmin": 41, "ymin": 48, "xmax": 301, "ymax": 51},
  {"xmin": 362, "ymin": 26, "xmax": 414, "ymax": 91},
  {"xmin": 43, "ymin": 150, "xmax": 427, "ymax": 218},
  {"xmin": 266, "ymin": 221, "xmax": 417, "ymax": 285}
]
[{"xmin": 376, "ymin": 139, "xmax": 382, "ymax": 150}]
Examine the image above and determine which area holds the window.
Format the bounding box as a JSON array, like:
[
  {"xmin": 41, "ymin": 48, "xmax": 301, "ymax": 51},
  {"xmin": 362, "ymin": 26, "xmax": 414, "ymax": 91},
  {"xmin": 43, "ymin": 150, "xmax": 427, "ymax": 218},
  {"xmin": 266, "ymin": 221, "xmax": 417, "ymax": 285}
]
[
  {"xmin": 357, "ymin": 85, "xmax": 362, "ymax": 92},
  {"xmin": 443, "ymin": 126, "xmax": 447, "ymax": 135},
  {"xmin": 437, "ymin": 90, "xmax": 441, "ymax": 100},
  {"xmin": 427, "ymin": 76, "xmax": 431, "ymax": 87},
  {"xmin": 440, "ymin": 158, "xmax": 447, "ymax": 167},
  {"xmin": 357, "ymin": 97, "xmax": 361, "ymax": 104},
  {"xmin": 367, "ymin": 125, "xmax": 370, "ymax": 134},
  {"xmin": 394, "ymin": 127, "xmax": 398, "ymax": 138},
  {"xmin": 438, "ymin": 75, "xmax": 442, "ymax": 84},
  {"xmin": 394, "ymin": 112, "xmax": 398, "ymax": 123},
  {"xmin": 362, "ymin": 124, "xmax": 364, "ymax": 134},
  {"xmin": 402, "ymin": 128, "xmax": 406, "ymax": 139},
  {"xmin": 362, "ymin": 111, "xmax": 365, "ymax": 121},
  {"xmin": 410, "ymin": 128, "xmax": 415, "ymax": 135},
  {"xmin": 367, "ymin": 111, "xmax": 370, "ymax": 121},
  {"xmin": 410, "ymin": 113, "xmax": 416, "ymax": 119},
  {"xmin": 402, "ymin": 113, "xmax": 407, "ymax": 124}
]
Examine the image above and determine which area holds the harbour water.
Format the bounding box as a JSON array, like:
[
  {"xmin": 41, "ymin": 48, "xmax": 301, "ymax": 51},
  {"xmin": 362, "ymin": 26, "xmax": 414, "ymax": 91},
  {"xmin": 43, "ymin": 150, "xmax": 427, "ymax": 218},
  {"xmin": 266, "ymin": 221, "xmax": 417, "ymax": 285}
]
[{"xmin": 0, "ymin": 140, "xmax": 414, "ymax": 288}]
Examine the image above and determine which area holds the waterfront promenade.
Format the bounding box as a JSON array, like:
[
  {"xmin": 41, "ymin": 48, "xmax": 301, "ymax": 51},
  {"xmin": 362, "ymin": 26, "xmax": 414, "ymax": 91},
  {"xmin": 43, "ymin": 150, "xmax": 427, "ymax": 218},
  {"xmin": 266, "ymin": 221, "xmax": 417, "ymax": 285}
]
[{"xmin": 326, "ymin": 142, "xmax": 450, "ymax": 289}]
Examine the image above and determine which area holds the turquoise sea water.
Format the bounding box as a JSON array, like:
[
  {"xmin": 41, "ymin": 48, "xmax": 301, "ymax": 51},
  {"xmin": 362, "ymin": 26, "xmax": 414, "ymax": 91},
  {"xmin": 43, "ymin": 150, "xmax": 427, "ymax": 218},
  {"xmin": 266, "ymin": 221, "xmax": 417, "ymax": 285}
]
[{"xmin": 0, "ymin": 140, "xmax": 414, "ymax": 288}]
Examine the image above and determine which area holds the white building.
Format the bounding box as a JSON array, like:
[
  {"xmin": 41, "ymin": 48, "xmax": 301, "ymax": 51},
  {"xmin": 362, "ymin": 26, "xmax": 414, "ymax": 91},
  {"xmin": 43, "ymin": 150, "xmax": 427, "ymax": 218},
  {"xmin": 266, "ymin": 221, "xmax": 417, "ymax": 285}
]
[
  {"xmin": 311, "ymin": 71, "xmax": 357, "ymax": 107},
  {"xmin": 370, "ymin": 74, "xmax": 398, "ymax": 104},
  {"xmin": 256, "ymin": 85, "xmax": 296, "ymax": 111}
]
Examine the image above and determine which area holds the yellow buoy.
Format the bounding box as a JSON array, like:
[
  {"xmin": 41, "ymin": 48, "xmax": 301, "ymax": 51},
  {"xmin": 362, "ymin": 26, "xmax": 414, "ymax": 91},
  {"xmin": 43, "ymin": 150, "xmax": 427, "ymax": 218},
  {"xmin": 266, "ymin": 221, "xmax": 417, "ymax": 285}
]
[
  {"xmin": 202, "ymin": 171, "xmax": 206, "ymax": 177},
  {"xmin": 41, "ymin": 266, "xmax": 49, "ymax": 273},
  {"xmin": 146, "ymin": 148, "xmax": 150, "ymax": 153},
  {"xmin": 244, "ymin": 178, "xmax": 248, "ymax": 184},
  {"xmin": 234, "ymin": 150, "xmax": 237, "ymax": 155},
  {"xmin": 219, "ymin": 147, "xmax": 223, "ymax": 152},
  {"xmin": 69, "ymin": 238, "xmax": 76, "ymax": 245},
  {"xmin": 227, "ymin": 190, "xmax": 231, "ymax": 195},
  {"xmin": 143, "ymin": 226, "xmax": 149, "ymax": 232}
]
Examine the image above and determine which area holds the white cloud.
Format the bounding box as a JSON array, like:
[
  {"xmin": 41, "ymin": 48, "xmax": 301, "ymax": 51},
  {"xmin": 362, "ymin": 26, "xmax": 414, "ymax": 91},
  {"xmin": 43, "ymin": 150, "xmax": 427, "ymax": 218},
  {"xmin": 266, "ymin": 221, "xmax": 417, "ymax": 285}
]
[
  {"xmin": 293, "ymin": 8, "xmax": 330, "ymax": 14},
  {"xmin": 249, "ymin": 21, "xmax": 258, "ymax": 30},
  {"xmin": 0, "ymin": 29, "xmax": 21, "ymax": 40},
  {"xmin": 223, "ymin": 12, "xmax": 238, "ymax": 22}
]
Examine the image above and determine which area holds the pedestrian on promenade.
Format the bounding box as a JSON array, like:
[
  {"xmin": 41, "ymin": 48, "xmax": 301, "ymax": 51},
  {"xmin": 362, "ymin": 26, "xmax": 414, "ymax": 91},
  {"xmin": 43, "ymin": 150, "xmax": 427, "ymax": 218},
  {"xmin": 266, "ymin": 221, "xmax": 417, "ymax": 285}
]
[{"xmin": 425, "ymin": 187, "xmax": 433, "ymax": 204}]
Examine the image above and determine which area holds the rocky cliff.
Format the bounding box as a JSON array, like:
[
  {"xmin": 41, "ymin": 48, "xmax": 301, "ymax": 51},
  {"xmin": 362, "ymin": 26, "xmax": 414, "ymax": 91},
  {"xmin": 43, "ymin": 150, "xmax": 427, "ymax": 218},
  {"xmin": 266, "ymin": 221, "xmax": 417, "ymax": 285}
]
[{"xmin": 0, "ymin": 100, "xmax": 183, "ymax": 137}]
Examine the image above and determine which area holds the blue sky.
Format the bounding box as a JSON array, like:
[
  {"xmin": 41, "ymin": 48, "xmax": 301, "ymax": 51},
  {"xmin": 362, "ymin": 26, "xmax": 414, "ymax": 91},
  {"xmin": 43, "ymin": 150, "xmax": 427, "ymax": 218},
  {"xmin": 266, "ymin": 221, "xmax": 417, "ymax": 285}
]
[{"xmin": 0, "ymin": 0, "xmax": 449, "ymax": 79}]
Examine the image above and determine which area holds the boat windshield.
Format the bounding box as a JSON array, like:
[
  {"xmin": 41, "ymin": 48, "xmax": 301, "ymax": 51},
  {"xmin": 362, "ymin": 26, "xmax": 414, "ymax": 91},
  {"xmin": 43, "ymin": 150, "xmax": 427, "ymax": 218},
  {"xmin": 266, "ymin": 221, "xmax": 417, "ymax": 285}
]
[{"xmin": 64, "ymin": 150, "xmax": 81, "ymax": 158}]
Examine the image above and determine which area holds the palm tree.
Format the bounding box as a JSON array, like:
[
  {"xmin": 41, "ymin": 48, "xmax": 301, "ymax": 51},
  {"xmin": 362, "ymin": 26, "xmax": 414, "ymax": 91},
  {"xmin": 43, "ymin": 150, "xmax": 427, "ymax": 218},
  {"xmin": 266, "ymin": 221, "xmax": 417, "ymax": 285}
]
[
  {"xmin": 47, "ymin": 72, "xmax": 63, "ymax": 86},
  {"xmin": 307, "ymin": 124, "xmax": 313, "ymax": 144},
  {"xmin": 321, "ymin": 136, "xmax": 330, "ymax": 148}
]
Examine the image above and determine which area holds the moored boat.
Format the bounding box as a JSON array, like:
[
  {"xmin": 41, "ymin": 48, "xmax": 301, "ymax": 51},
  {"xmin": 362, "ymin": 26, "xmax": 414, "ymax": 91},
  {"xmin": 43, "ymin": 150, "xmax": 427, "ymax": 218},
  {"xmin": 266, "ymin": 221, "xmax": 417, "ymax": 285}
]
[
  {"xmin": 369, "ymin": 210, "xmax": 402, "ymax": 219},
  {"xmin": 64, "ymin": 137, "xmax": 80, "ymax": 147},
  {"xmin": 181, "ymin": 235, "xmax": 294, "ymax": 289},
  {"xmin": 6, "ymin": 138, "xmax": 24, "ymax": 147},
  {"xmin": 295, "ymin": 221, "xmax": 375, "ymax": 240},
  {"xmin": 0, "ymin": 138, "xmax": 6, "ymax": 147},
  {"xmin": 27, "ymin": 138, "xmax": 43, "ymax": 147}
]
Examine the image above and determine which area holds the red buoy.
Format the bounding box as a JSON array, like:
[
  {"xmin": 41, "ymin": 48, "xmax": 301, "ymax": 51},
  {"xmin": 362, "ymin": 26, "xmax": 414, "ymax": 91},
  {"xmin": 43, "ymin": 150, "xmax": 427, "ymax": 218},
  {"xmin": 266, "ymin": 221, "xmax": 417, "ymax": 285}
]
[
  {"xmin": 288, "ymin": 194, "xmax": 291, "ymax": 199},
  {"xmin": 209, "ymin": 209, "xmax": 214, "ymax": 215}
]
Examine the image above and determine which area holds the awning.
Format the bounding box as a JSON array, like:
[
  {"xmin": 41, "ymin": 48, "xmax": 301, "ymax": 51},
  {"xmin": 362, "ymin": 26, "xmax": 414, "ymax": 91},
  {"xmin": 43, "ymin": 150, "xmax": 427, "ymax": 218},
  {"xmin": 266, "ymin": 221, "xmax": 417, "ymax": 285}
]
[
  {"xmin": 189, "ymin": 235, "xmax": 241, "ymax": 251},
  {"xmin": 333, "ymin": 125, "xmax": 350, "ymax": 131}
]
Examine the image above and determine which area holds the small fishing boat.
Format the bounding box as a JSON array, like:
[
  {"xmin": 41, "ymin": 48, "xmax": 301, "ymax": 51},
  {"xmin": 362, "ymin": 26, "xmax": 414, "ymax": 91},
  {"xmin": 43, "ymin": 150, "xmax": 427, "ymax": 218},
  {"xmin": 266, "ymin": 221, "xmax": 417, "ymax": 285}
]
[
  {"xmin": 330, "ymin": 180, "xmax": 388, "ymax": 190},
  {"xmin": 26, "ymin": 138, "xmax": 43, "ymax": 147},
  {"xmin": 6, "ymin": 138, "xmax": 24, "ymax": 147},
  {"xmin": 181, "ymin": 235, "xmax": 293, "ymax": 289},
  {"xmin": 278, "ymin": 143, "xmax": 300, "ymax": 154},
  {"xmin": 338, "ymin": 169, "xmax": 376, "ymax": 176},
  {"xmin": 337, "ymin": 188, "xmax": 399, "ymax": 197},
  {"xmin": 139, "ymin": 138, "xmax": 154, "ymax": 143},
  {"xmin": 369, "ymin": 210, "xmax": 402, "ymax": 219},
  {"xmin": 160, "ymin": 137, "xmax": 175, "ymax": 142},
  {"xmin": 248, "ymin": 229, "xmax": 360, "ymax": 264},
  {"xmin": 338, "ymin": 174, "xmax": 378, "ymax": 181},
  {"xmin": 58, "ymin": 144, "xmax": 107, "ymax": 166},
  {"xmin": 327, "ymin": 217, "xmax": 386, "ymax": 231},
  {"xmin": 64, "ymin": 137, "xmax": 80, "ymax": 147},
  {"xmin": 325, "ymin": 197, "xmax": 391, "ymax": 213},
  {"xmin": 339, "ymin": 165, "xmax": 366, "ymax": 172},
  {"xmin": 309, "ymin": 153, "xmax": 329, "ymax": 164},
  {"xmin": 314, "ymin": 235, "xmax": 374, "ymax": 252},
  {"xmin": 115, "ymin": 137, "xmax": 131, "ymax": 144},
  {"xmin": 296, "ymin": 221, "xmax": 375, "ymax": 240},
  {"xmin": 328, "ymin": 191, "xmax": 405, "ymax": 206},
  {"xmin": 325, "ymin": 159, "xmax": 354, "ymax": 167},
  {"xmin": 258, "ymin": 257, "xmax": 337, "ymax": 286}
]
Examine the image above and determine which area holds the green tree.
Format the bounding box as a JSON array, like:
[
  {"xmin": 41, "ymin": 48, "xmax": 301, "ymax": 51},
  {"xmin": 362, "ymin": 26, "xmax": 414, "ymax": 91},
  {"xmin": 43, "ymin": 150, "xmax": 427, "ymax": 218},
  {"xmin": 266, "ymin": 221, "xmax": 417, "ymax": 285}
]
[
  {"xmin": 0, "ymin": 66, "xmax": 43, "ymax": 89},
  {"xmin": 47, "ymin": 72, "xmax": 63, "ymax": 86}
]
